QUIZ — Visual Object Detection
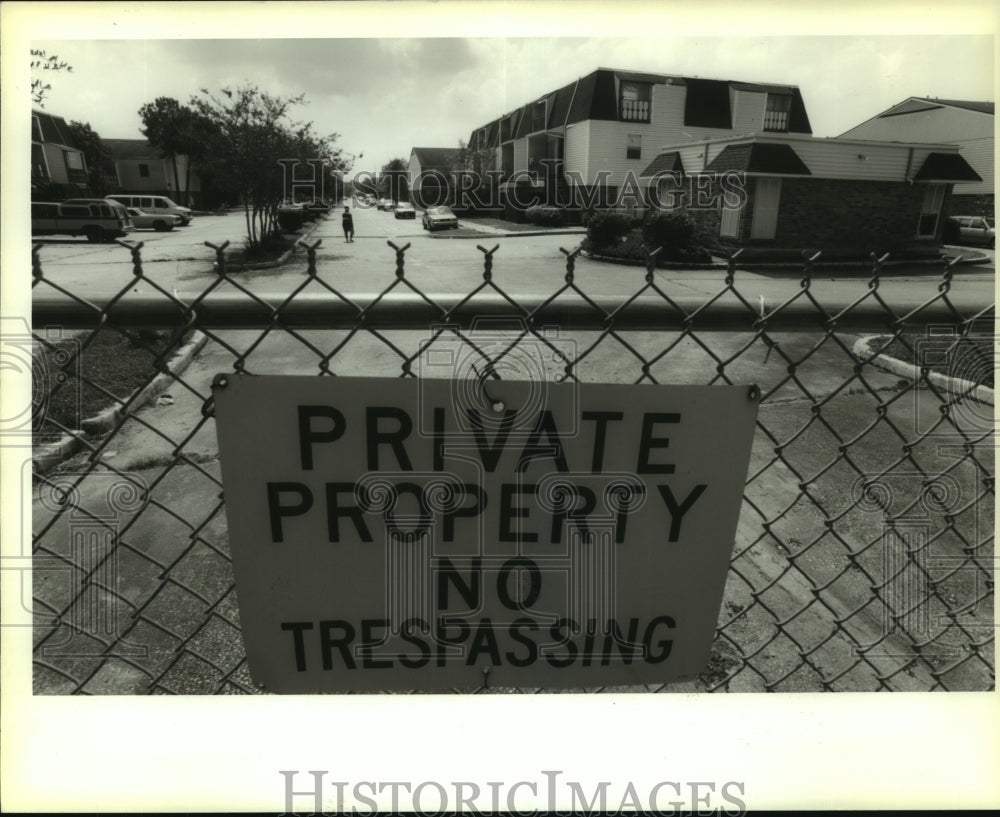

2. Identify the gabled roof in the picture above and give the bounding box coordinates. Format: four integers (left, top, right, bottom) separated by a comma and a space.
639, 151, 685, 177
705, 143, 812, 175
913, 151, 982, 182
411, 147, 460, 169
913, 98, 994, 116
104, 139, 162, 160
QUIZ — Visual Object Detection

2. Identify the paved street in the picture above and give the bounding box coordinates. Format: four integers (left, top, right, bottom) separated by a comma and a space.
33, 207, 995, 312
29, 206, 996, 695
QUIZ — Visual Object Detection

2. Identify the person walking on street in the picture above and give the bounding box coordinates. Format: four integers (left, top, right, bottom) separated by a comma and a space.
342, 206, 355, 243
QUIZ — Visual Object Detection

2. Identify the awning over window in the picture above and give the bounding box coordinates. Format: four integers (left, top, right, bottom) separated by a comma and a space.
913, 152, 982, 182
705, 143, 811, 175
639, 151, 685, 177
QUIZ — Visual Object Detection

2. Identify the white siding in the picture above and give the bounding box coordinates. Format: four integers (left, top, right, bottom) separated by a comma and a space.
582, 120, 655, 186
653, 82, 687, 137
842, 105, 993, 143
732, 90, 766, 133
660, 84, 741, 143
564, 121, 590, 181
841, 104, 993, 194
696, 139, 958, 182
513, 137, 528, 176
779, 140, 913, 180
579, 83, 739, 187
948, 137, 993, 195
672, 144, 711, 174
408, 154, 421, 190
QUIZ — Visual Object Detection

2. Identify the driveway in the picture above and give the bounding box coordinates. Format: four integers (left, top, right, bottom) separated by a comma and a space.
28, 208, 996, 694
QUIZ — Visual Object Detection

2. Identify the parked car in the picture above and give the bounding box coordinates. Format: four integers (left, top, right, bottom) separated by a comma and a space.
422, 205, 459, 231
32, 199, 134, 243
394, 202, 416, 220
105, 194, 193, 226
377, 198, 393, 211
126, 207, 181, 231
943, 215, 995, 248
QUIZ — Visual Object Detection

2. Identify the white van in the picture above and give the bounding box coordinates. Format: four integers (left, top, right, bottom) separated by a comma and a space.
105, 194, 193, 225
32, 199, 134, 243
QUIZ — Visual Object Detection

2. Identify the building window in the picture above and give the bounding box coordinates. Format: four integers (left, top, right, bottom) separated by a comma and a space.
627, 134, 642, 160
917, 184, 945, 238
620, 82, 651, 122
138, 163, 150, 178
63, 150, 88, 184
763, 94, 791, 132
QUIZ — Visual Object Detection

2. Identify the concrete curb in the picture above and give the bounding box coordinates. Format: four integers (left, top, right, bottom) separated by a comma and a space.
32, 431, 88, 474
211, 217, 326, 272
581, 250, 723, 270
582, 249, 986, 271
852, 336, 994, 405
80, 331, 210, 436
32, 331, 210, 473
430, 227, 587, 240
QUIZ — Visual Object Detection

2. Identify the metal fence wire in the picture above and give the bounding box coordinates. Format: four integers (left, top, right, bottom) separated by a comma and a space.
27, 237, 995, 694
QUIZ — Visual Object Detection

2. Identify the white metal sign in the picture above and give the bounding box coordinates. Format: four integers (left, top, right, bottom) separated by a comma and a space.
213, 375, 759, 692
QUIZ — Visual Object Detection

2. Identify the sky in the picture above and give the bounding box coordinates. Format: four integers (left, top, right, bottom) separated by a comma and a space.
25, 32, 996, 174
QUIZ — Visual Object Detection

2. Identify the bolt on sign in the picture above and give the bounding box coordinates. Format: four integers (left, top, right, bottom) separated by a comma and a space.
213, 375, 759, 692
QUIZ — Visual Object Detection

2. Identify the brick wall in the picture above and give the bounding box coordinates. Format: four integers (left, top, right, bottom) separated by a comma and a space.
772, 178, 947, 252
671, 177, 951, 259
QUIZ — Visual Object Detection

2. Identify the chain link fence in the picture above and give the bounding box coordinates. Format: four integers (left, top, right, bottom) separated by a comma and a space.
25, 236, 995, 694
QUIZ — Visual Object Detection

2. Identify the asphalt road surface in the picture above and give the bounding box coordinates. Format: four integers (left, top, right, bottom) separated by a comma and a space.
32, 207, 995, 311
28, 206, 995, 694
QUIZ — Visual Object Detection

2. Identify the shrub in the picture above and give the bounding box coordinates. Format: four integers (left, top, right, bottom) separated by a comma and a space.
587, 211, 635, 247
524, 205, 564, 227
642, 211, 695, 253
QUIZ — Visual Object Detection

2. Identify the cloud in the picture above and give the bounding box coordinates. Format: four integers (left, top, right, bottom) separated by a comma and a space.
28, 34, 994, 171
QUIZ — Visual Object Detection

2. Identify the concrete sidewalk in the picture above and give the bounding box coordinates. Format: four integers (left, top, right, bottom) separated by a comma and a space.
31, 314, 994, 694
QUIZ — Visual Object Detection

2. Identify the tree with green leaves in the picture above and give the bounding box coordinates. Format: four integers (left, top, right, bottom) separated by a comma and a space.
138, 97, 218, 206
30, 49, 72, 108
455, 139, 496, 176
380, 157, 409, 203
189, 84, 345, 250
67, 121, 116, 196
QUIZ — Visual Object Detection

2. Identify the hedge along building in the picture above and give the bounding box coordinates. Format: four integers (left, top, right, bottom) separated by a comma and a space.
464, 67, 813, 219
639, 132, 981, 260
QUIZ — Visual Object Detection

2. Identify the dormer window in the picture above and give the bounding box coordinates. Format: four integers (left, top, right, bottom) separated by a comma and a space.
530, 100, 547, 132
620, 82, 651, 122
764, 94, 791, 132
